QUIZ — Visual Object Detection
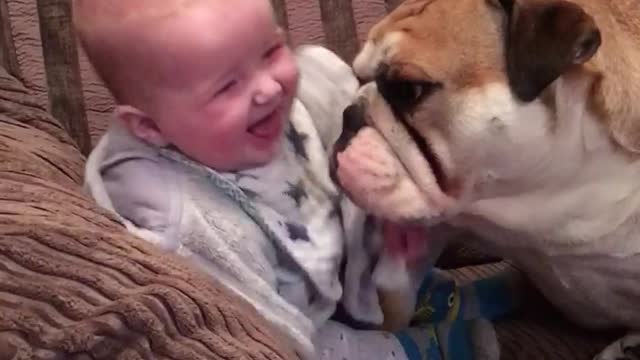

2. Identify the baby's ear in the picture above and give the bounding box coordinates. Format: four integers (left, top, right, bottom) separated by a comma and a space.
115, 105, 169, 147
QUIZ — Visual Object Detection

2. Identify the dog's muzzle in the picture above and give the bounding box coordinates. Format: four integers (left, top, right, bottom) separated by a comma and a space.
329, 100, 368, 186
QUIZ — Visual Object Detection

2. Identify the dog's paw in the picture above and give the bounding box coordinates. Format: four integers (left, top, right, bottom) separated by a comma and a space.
594, 333, 640, 360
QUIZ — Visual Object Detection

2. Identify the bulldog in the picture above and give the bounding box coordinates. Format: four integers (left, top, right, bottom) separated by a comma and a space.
331, 0, 640, 359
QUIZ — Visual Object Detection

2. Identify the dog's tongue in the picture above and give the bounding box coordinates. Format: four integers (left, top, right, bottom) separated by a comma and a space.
382, 221, 429, 264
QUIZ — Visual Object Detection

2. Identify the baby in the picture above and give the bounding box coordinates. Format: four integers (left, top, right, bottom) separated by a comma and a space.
75, 0, 516, 359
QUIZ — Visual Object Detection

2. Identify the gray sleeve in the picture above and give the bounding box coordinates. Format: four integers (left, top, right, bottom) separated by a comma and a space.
102, 158, 182, 251
294, 45, 359, 150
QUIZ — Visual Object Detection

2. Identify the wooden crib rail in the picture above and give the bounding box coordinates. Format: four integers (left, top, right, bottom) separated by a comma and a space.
0, 0, 19, 80
0, 0, 403, 155
38, 0, 91, 155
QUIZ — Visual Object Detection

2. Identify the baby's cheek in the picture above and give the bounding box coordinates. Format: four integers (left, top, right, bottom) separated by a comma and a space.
275, 49, 299, 95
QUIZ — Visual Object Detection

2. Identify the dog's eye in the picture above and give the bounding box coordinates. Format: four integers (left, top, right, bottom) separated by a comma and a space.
410, 82, 425, 99
391, 80, 425, 100
376, 77, 440, 112
379, 79, 426, 102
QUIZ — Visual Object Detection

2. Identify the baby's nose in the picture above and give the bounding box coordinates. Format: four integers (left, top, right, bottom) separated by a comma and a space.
253, 75, 283, 105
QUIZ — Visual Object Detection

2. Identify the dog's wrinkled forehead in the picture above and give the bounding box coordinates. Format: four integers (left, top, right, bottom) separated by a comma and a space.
354, 0, 602, 105
353, 0, 508, 90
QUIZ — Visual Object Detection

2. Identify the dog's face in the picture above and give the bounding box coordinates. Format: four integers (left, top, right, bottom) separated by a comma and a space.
331, 0, 617, 224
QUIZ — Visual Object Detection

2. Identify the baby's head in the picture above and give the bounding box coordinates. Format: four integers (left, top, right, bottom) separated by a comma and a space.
73, 0, 299, 171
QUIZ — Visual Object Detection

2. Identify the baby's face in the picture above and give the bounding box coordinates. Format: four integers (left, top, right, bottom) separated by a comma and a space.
145, 0, 298, 171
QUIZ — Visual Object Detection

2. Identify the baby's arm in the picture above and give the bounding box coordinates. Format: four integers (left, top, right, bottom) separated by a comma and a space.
293, 45, 359, 151
98, 158, 183, 251
94, 157, 317, 357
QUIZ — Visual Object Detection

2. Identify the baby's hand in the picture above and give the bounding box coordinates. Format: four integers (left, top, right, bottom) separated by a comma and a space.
382, 221, 429, 265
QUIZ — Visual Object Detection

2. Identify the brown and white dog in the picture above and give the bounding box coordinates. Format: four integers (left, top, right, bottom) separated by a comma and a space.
331, 0, 640, 358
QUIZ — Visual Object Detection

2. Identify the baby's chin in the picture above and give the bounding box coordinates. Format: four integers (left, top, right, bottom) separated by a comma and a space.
193, 136, 283, 172
239, 130, 286, 170
251, 137, 284, 166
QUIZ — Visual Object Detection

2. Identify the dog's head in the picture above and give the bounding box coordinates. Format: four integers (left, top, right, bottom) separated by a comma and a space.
331, 0, 640, 225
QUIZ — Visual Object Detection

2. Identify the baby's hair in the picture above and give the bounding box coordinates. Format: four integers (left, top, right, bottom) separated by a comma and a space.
72, 0, 200, 26
71, 0, 200, 106
73, 0, 280, 107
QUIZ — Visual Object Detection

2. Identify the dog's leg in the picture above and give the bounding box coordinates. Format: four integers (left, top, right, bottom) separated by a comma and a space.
594, 333, 640, 360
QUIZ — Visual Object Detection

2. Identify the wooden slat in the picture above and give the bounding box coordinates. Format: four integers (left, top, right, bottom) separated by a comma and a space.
271, 0, 290, 33
37, 0, 91, 155
271, 0, 291, 44
0, 0, 21, 80
385, 0, 405, 12
318, 0, 359, 63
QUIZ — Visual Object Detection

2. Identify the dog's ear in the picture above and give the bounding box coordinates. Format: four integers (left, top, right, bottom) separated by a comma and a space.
496, 0, 601, 102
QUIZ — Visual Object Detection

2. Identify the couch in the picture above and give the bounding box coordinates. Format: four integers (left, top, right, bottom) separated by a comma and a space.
0, 0, 623, 358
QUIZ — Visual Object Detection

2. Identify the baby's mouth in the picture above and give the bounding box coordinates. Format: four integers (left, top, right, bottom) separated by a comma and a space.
248, 106, 283, 139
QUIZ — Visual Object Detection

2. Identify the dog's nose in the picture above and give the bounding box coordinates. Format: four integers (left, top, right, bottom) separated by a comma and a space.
342, 102, 367, 134
356, 75, 369, 85
329, 102, 368, 186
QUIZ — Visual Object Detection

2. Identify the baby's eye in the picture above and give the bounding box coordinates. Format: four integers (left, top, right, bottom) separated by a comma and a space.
263, 44, 282, 59
215, 79, 237, 97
